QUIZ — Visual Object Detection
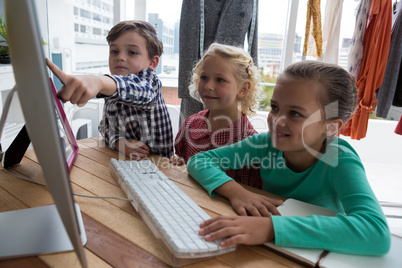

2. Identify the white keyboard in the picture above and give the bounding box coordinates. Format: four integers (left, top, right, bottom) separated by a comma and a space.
110, 158, 236, 264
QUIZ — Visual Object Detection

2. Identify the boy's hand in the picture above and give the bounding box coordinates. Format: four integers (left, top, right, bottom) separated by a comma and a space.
199, 215, 275, 247
169, 155, 185, 165
46, 59, 116, 106
116, 139, 150, 160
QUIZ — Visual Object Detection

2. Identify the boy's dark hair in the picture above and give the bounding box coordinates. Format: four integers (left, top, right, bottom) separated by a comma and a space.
106, 20, 163, 59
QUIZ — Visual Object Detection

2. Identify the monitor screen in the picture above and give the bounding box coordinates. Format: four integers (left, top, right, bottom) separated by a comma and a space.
5, 0, 87, 266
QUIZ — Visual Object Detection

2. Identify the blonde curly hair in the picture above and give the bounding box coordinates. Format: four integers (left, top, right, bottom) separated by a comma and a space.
189, 43, 262, 116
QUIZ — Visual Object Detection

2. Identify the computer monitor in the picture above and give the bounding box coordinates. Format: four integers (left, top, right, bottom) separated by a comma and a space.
1, 0, 87, 266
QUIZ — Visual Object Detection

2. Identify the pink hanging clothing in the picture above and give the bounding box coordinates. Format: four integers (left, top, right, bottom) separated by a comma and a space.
395, 115, 402, 135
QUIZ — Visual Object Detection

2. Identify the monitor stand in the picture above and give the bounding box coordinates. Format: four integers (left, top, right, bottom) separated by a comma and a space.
2, 124, 31, 168
0, 203, 87, 259
0, 87, 31, 168
0, 87, 87, 260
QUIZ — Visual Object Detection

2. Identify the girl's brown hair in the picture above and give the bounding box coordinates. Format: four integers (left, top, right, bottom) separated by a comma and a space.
277, 60, 358, 124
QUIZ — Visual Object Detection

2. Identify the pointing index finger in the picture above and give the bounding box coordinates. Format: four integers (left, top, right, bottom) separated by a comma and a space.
46, 58, 69, 85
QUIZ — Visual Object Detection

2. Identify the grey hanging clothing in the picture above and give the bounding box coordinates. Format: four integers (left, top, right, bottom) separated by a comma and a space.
376, 1, 402, 117
392, 62, 402, 107
178, 0, 259, 124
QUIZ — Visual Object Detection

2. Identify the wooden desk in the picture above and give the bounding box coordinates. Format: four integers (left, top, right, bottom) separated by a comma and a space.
0, 137, 303, 268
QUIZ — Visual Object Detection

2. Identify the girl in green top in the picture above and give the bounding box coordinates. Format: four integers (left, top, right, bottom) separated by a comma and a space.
187, 61, 391, 255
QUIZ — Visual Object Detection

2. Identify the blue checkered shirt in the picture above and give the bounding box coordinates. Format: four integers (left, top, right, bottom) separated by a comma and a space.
98, 69, 174, 158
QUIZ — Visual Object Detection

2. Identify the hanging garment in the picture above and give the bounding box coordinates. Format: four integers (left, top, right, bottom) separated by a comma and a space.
347, 0, 373, 78
178, 0, 259, 125
376, 1, 402, 117
340, 0, 392, 140
303, 0, 323, 58
392, 59, 402, 106
322, 0, 344, 64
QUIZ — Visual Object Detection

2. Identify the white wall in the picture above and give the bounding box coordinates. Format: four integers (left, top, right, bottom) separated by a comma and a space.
339, 120, 402, 203
47, 0, 75, 73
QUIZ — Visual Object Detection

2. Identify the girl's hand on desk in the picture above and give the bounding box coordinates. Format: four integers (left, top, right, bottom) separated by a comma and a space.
230, 190, 283, 216
217, 181, 282, 216
199, 216, 275, 247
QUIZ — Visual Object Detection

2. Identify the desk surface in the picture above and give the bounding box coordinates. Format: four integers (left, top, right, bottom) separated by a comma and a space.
0, 137, 303, 268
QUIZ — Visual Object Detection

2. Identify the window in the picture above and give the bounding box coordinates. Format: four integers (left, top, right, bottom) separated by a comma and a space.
80, 8, 91, 19
92, 0, 102, 8
102, 2, 112, 12
293, 0, 360, 68
102, 16, 111, 24
44, 0, 365, 108
258, 1, 289, 73
93, 13, 101, 22
93, 27, 102, 35
80, 24, 86, 33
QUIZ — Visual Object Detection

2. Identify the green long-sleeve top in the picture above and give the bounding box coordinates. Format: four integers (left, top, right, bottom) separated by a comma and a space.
187, 132, 391, 255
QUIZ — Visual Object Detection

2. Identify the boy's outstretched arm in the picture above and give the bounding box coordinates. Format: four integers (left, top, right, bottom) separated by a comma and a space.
46, 59, 116, 106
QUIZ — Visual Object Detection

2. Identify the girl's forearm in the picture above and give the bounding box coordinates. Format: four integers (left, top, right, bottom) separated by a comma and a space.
214, 180, 248, 200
